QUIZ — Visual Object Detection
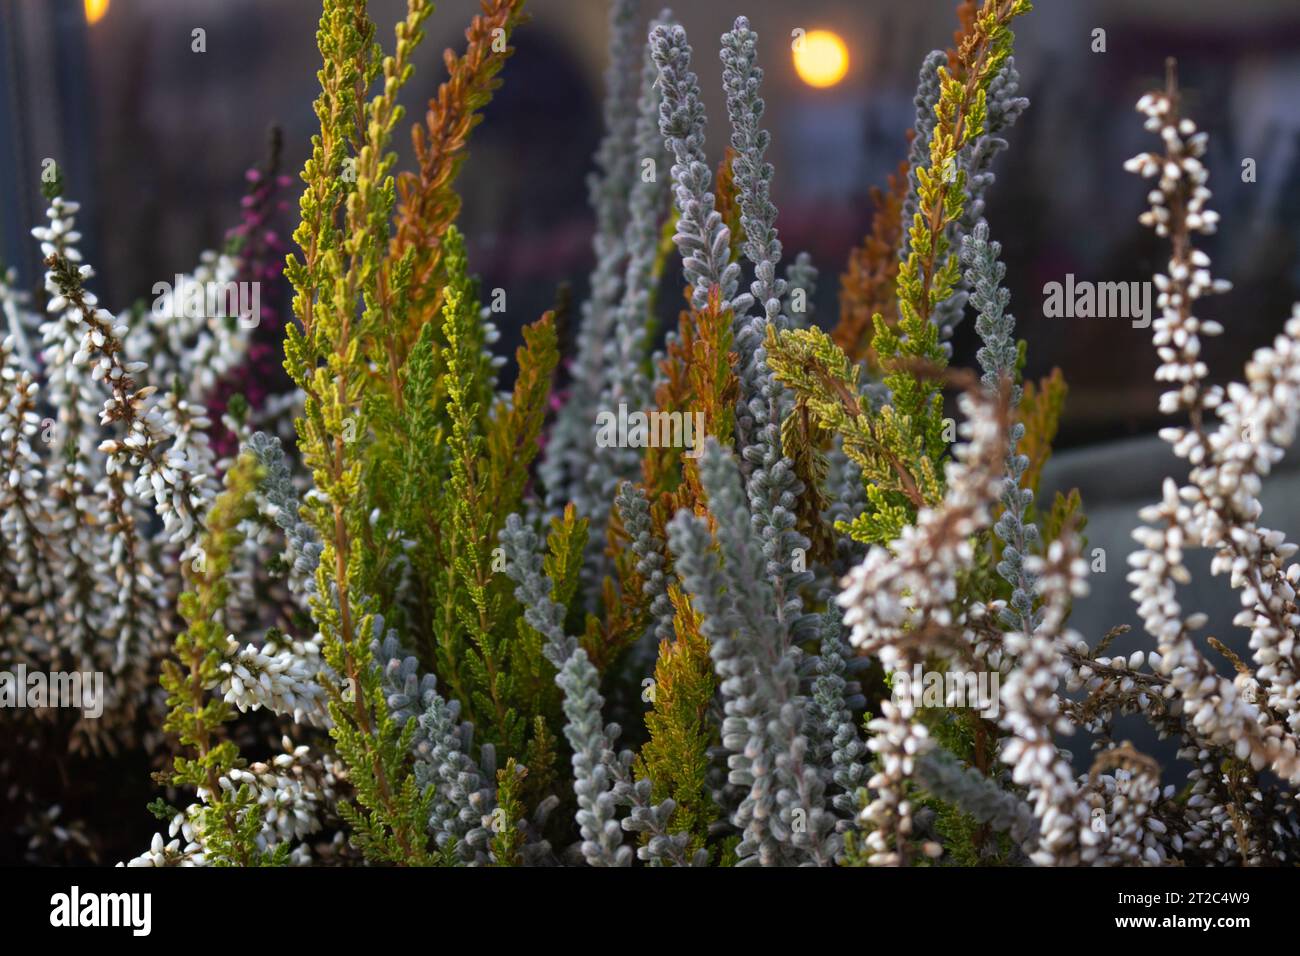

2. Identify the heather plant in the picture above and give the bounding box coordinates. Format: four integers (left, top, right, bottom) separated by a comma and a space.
0, 165, 280, 860
7, 0, 1300, 869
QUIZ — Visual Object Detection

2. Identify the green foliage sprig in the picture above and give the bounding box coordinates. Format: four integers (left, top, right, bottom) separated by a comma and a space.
283, 0, 436, 865
158, 453, 278, 867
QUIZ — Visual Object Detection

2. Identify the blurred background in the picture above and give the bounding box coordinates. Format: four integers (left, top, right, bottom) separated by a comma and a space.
5, 0, 1300, 443
4, 0, 1300, 762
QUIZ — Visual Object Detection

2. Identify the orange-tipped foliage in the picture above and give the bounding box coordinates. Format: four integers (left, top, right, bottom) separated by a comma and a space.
392, 0, 528, 341
836, 0, 987, 367
1018, 366, 1067, 497
948, 0, 980, 77
713, 146, 744, 263
581, 506, 652, 674
644, 286, 738, 517
585, 289, 738, 672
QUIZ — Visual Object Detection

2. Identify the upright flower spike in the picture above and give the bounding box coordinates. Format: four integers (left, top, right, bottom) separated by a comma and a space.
0, 337, 54, 631
542, 0, 643, 514
652, 23, 741, 311
0, 266, 38, 370
30, 191, 117, 673
168, 252, 251, 408
580, 9, 675, 590
961, 221, 1040, 634
391, 0, 528, 348
837, 378, 1012, 864
283, 0, 438, 864
208, 134, 294, 460
669, 439, 837, 866
44, 253, 212, 558
1125, 68, 1300, 785
1002, 536, 1094, 865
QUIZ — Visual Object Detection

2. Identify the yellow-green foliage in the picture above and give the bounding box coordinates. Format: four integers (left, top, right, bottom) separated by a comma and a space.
765, 6, 1033, 549
283, 0, 436, 865
159, 453, 275, 867
763, 323, 942, 545
431, 236, 560, 761
644, 289, 738, 514
1014, 367, 1085, 551
490, 758, 527, 866
544, 504, 589, 634
634, 585, 717, 859
1042, 488, 1087, 550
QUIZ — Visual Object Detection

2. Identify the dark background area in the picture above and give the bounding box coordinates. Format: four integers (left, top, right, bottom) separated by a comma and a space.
4, 0, 1300, 446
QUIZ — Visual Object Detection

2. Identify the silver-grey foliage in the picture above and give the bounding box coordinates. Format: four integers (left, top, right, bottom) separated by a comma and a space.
375, 633, 498, 864
557, 645, 703, 867
498, 513, 577, 669
501, 510, 697, 866
541, 0, 643, 516
721, 17, 785, 331
899, 52, 1028, 345
248, 431, 321, 600
899, 50, 948, 251
915, 747, 1037, 848
669, 439, 837, 865
961, 221, 1040, 634
580, 12, 676, 588
715, 18, 812, 621
651, 23, 741, 311
615, 481, 675, 644
931, 58, 1028, 339
783, 250, 817, 328
807, 608, 870, 824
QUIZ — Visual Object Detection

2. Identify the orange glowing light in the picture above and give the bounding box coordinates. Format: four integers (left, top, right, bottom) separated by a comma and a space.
85, 0, 110, 26
793, 30, 849, 89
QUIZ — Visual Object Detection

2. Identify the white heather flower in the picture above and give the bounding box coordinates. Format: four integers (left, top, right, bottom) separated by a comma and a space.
1126, 86, 1300, 799
1000, 539, 1094, 865
218, 633, 332, 727
837, 383, 1010, 864
840, 387, 1006, 661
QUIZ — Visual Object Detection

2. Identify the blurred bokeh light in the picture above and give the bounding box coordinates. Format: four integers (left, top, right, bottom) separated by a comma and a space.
793, 29, 849, 88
